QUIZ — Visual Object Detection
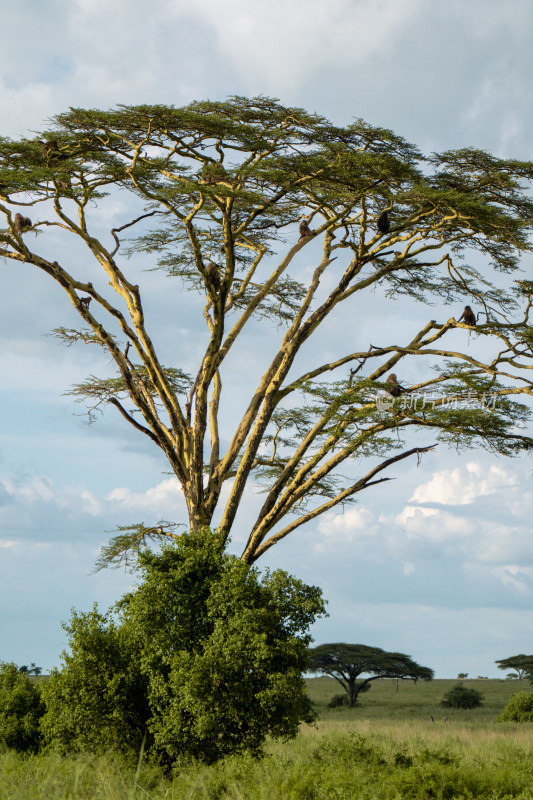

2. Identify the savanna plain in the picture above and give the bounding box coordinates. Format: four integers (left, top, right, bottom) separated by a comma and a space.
2, 677, 533, 799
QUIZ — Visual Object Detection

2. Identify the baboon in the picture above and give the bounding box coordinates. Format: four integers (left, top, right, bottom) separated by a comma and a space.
458, 305, 476, 326
206, 261, 220, 292
377, 210, 390, 234
385, 373, 404, 397
299, 218, 313, 240
13, 213, 32, 233
79, 296, 92, 310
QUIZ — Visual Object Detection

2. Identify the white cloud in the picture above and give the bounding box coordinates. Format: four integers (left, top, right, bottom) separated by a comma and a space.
0, 474, 103, 517
506, 490, 533, 518
409, 462, 516, 506
79, 489, 102, 517
315, 505, 377, 550
0, 81, 56, 138
176, 0, 424, 91
106, 477, 183, 514
2, 475, 56, 505
491, 564, 533, 595
395, 505, 472, 541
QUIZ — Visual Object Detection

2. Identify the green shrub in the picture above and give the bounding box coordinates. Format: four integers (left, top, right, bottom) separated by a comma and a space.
498, 691, 533, 722
39, 607, 150, 756
40, 530, 326, 765
327, 693, 349, 708
440, 684, 483, 709
0, 662, 45, 753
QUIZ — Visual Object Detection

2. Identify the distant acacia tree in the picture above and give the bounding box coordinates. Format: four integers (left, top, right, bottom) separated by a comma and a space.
496, 655, 533, 681
18, 663, 42, 676
1, 97, 533, 566
308, 643, 433, 707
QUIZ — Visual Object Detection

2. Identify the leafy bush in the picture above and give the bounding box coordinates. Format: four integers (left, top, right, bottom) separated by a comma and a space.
498, 691, 533, 722
0, 662, 45, 753
40, 530, 325, 765
39, 607, 149, 756
440, 684, 483, 709
327, 693, 349, 708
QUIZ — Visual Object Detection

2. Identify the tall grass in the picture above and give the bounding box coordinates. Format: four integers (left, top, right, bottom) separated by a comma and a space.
2, 679, 533, 799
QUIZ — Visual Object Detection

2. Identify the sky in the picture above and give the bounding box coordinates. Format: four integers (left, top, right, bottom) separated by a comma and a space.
1, 0, 533, 679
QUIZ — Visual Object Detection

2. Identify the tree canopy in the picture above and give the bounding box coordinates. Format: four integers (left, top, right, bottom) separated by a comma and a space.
1, 96, 533, 565
308, 643, 433, 706
495, 655, 533, 681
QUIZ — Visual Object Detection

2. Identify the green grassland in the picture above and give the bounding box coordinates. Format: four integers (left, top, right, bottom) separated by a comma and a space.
3, 678, 533, 799
307, 675, 525, 723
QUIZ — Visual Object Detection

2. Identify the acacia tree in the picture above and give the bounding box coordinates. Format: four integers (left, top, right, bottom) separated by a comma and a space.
496, 655, 533, 681
309, 643, 433, 706
1, 97, 533, 566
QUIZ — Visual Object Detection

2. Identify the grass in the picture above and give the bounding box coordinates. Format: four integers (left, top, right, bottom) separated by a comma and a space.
2, 679, 533, 799
307, 675, 524, 724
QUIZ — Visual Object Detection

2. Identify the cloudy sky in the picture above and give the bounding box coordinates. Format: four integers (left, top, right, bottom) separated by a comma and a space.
2, 0, 533, 679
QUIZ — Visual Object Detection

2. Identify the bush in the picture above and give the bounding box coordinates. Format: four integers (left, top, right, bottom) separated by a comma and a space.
39, 607, 149, 756
40, 530, 326, 765
327, 693, 349, 708
498, 691, 533, 722
440, 684, 483, 709
0, 662, 45, 753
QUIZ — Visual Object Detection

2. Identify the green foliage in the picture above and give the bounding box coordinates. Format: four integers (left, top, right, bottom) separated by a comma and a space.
122, 529, 325, 764
498, 691, 533, 722
440, 684, 484, 709
40, 530, 326, 765
39, 607, 149, 756
0, 662, 45, 753
327, 693, 349, 708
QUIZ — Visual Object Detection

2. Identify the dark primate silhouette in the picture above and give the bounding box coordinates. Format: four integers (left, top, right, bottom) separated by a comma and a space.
79, 296, 92, 310
299, 218, 313, 240
377, 210, 390, 233
458, 305, 476, 326
206, 261, 221, 292
385, 373, 404, 397
14, 213, 32, 233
